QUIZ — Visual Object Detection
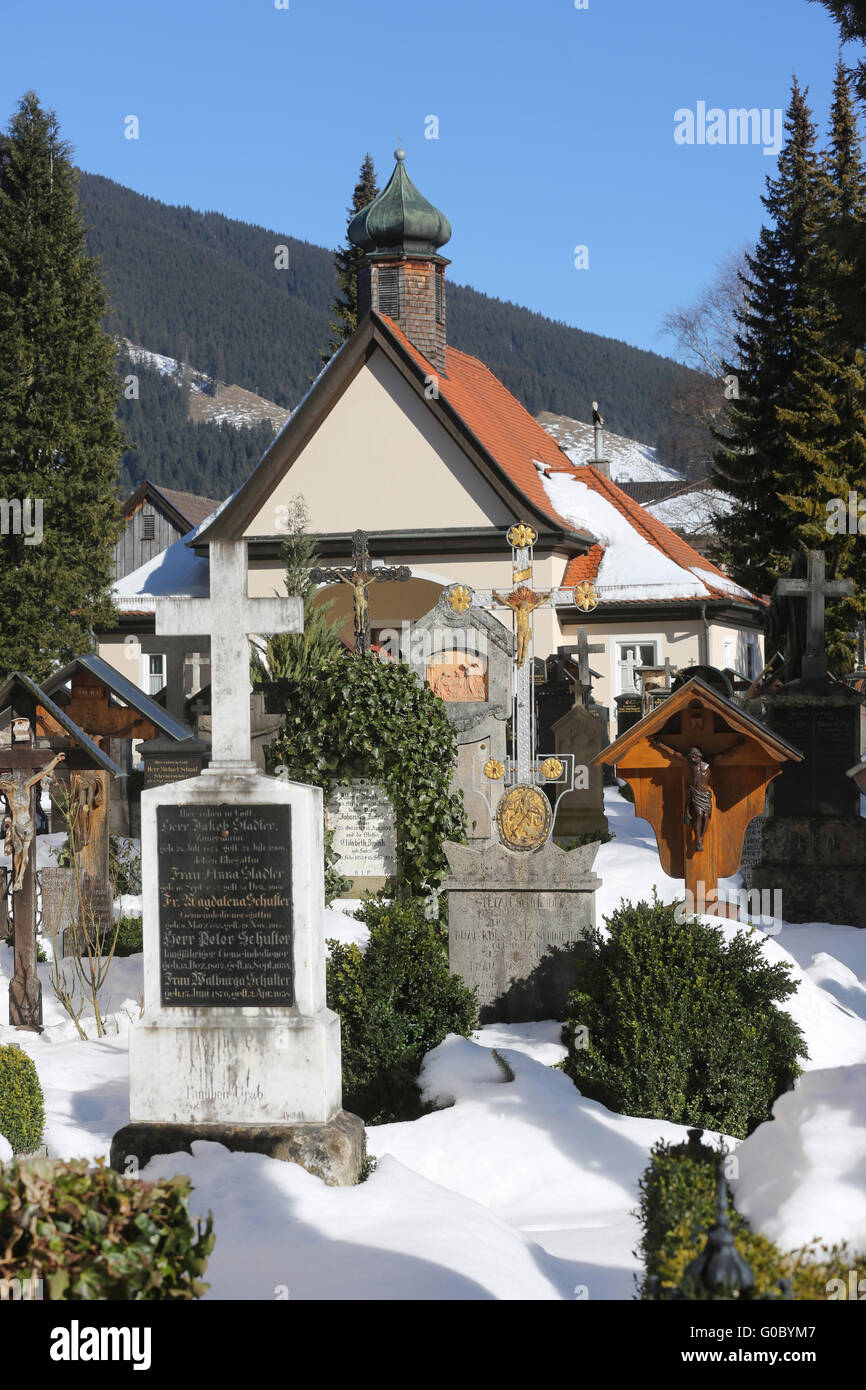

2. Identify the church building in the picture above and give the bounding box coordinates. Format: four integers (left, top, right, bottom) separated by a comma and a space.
100, 150, 765, 728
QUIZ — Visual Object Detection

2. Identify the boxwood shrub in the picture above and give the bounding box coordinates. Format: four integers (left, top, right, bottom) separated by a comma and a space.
113, 914, 143, 957
327, 897, 476, 1124
637, 1135, 863, 1300
0, 1044, 45, 1155
0, 1157, 214, 1299
563, 896, 807, 1137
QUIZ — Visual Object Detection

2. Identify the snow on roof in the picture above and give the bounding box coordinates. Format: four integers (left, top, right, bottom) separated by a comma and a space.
537, 411, 683, 483
646, 488, 732, 535
544, 471, 753, 603
112, 532, 210, 610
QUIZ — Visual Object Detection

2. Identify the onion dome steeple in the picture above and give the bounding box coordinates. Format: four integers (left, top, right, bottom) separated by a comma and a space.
348, 148, 451, 259
350, 149, 451, 375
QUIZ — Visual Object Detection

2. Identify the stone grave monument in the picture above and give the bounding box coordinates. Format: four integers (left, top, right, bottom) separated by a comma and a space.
110, 538, 364, 1184
325, 779, 397, 896
748, 551, 866, 927
139, 734, 210, 791
406, 587, 513, 844
550, 629, 609, 840
441, 523, 601, 1023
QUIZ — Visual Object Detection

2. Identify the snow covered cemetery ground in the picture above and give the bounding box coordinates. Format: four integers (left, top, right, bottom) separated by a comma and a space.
3, 789, 866, 1301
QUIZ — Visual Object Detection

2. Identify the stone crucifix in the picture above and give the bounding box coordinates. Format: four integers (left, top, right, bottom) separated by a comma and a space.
572, 627, 605, 706
310, 529, 411, 655
444, 522, 598, 784
153, 540, 302, 769
775, 550, 854, 684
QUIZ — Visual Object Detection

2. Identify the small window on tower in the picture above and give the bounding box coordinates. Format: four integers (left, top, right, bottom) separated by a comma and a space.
377, 267, 400, 318
435, 267, 444, 324
142, 512, 155, 540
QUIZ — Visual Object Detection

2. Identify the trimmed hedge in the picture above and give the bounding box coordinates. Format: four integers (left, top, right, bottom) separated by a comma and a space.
0, 1044, 45, 1155
564, 896, 807, 1137
637, 1136, 863, 1300
327, 897, 476, 1124
113, 914, 143, 957
0, 1157, 214, 1299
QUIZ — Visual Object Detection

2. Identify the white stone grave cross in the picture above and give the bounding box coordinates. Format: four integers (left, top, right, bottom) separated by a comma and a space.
154, 539, 302, 769
443, 522, 598, 783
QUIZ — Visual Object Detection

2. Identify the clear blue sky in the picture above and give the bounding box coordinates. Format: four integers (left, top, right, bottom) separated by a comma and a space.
2, 0, 856, 360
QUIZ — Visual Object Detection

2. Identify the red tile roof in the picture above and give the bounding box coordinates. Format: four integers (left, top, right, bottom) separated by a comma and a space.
377, 313, 760, 609
377, 315, 588, 536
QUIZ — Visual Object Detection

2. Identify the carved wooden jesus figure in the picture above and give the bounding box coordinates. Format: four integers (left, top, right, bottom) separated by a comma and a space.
0, 753, 65, 891
650, 737, 744, 851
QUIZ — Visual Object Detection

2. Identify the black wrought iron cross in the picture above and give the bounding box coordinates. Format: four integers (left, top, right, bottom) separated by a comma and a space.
310, 530, 411, 655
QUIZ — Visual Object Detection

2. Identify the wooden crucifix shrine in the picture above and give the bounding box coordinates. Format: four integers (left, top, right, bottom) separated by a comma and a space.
310, 529, 411, 655
0, 672, 122, 1027
593, 677, 803, 917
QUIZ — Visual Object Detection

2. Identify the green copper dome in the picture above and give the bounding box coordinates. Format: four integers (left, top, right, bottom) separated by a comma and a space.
348, 150, 451, 258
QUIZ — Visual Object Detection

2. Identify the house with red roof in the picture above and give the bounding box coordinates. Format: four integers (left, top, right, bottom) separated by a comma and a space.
99, 150, 765, 731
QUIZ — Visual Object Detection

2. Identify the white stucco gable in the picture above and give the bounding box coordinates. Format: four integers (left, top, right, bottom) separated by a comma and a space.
242, 349, 514, 538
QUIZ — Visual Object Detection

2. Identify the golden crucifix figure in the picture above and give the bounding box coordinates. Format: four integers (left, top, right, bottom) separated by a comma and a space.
0, 752, 65, 892
491, 586, 553, 668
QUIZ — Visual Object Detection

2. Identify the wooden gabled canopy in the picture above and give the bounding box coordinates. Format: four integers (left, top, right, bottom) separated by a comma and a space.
593, 677, 803, 895
42, 654, 195, 745
596, 677, 803, 769
0, 672, 124, 777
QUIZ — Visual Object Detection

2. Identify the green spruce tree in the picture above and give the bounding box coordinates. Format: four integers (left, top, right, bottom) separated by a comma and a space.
711, 81, 824, 596
775, 61, 866, 673
317, 154, 379, 366
0, 93, 125, 679
810, 2, 866, 101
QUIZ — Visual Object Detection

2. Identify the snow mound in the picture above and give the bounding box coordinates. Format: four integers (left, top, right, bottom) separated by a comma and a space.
141, 1142, 572, 1300
735, 1065, 866, 1252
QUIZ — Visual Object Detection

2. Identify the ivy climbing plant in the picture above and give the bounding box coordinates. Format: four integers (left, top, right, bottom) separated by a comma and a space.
265, 656, 466, 897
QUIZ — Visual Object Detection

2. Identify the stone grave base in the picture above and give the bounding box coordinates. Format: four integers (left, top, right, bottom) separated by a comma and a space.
749, 816, 866, 929
110, 1110, 366, 1186
444, 839, 601, 1024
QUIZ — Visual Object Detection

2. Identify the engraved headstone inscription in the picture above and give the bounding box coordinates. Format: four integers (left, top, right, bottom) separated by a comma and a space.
158, 803, 293, 1007
325, 779, 397, 896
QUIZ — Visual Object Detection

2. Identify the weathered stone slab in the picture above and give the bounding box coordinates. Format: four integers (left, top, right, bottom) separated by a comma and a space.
140, 735, 209, 791
444, 839, 601, 1023
763, 685, 860, 818
326, 778, 397, 896
40, 866, 77, 956
111, 1110, 366, 1186
750, 816, 866, 928
552, 702, 608, 839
